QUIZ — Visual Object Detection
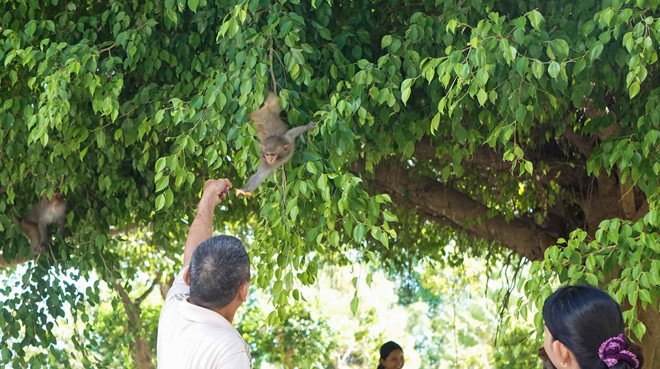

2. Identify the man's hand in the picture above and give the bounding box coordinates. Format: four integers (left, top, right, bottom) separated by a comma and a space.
182, 178, 232, 268
201, 178, 232, 208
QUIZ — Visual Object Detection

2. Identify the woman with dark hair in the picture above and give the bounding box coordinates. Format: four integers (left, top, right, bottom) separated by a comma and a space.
377, 341, 404, 369
542, 285, 644, 369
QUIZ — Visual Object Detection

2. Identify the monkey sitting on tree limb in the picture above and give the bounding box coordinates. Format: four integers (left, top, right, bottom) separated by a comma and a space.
235, 92, 317, 197
12, 191, 67, 255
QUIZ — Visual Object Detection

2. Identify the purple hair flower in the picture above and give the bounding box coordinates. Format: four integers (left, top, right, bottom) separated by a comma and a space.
598, 334, 640, 368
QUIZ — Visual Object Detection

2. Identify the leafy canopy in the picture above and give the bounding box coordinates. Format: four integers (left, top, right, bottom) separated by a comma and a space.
1, 0, 660, 366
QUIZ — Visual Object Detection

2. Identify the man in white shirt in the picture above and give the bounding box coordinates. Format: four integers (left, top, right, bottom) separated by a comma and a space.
157, 178, 252, 369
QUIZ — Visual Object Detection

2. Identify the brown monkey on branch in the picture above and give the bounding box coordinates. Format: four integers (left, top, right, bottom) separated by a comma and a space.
12, 191, 67, 254
235, 92, 316, 197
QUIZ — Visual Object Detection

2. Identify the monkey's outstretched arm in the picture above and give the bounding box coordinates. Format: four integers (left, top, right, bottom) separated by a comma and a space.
242, 160, 277, 193
284, 121, 316, 142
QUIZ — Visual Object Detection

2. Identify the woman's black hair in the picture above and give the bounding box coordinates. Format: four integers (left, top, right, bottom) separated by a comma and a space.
377, 341, 403, 369
543, 285, 644, 369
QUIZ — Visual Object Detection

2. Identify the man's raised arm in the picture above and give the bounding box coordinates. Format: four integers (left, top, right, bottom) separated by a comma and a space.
182, 178, 232, 268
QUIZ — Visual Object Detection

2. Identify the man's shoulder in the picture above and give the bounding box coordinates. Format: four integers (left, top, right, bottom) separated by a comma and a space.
157, 312, 251, 369
192, 325, 251, 368
200, 322, 246, 346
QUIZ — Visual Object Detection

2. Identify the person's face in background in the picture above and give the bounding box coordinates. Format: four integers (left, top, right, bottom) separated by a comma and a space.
381, 349, 405, 369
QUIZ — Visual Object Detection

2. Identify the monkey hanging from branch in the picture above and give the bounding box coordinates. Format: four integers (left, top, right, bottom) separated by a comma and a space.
12, 190, 68, 255
235, 92, 316, 197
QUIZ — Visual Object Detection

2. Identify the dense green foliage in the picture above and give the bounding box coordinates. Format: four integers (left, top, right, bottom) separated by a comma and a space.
2, 0, 660, 367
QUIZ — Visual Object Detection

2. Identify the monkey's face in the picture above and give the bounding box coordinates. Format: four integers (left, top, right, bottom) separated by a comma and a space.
261, 138, 290, 165
264, 153, 278, 165
262, 146, 290, 165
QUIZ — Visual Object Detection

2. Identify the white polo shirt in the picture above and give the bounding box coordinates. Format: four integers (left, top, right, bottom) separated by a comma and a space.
156, 268, 252, 369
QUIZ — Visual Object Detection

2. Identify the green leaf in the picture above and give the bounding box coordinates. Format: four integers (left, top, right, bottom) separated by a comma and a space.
454, 124, 467, 143
553, 39, 569, 60
155, 194, 165, 211
506, 46, 517, 63
476, 69, 489, 86
155, 157, 167, 172
639, 289, 652, 304
156, 175, 169, 192
532, 61, 544, 79
527, 10, 543, 30
353, 224, 366, 243
447, 19, 458, 33
631, 321, 646, 341
477, 88, 488, 106
96, 131, 106, 148
548, 61, 560, 78
165, 188, 174, 207
25, 21, 37, 37
155, 109, 165, 124
381, 35, 392, 48
515, 105, 527, 123
350, 295, 359, 315
573, 59, 586, 75
383, 211, 398, 222
582, 20, 595, 36
588, 42, 603, 61
601, 8, 614, 27
629, 81, 640, 98
489, 90, 498, 104
401, 78, 413, 105
319, 28, 331, 40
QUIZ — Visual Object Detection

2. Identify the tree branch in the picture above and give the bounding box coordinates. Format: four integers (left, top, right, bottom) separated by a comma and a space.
159, 275, 174, 299
562, 125, 593, 157
135, 272, 162, 305
362, 162, 563, 260
114, 281, 141, 325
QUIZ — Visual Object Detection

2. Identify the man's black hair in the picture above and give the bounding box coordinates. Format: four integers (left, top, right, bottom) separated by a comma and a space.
188, 235, 250, 310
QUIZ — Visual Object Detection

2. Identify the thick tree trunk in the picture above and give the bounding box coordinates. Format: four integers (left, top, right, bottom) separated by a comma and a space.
638, 308, 660, 369
133, 337, 156, 369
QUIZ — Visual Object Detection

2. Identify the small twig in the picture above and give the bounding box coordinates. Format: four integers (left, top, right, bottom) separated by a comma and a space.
135, 271, 163, 305
281, 166, 287, 201
48, 243, 58, 262
99, 43, 116, 54
269, 47, 277, 94
273, 47, 287, 88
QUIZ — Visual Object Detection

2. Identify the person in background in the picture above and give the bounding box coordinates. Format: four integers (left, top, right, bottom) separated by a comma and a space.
542, 285, 644, 369
377, 341, 405, 369
157, 179, 253, 369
